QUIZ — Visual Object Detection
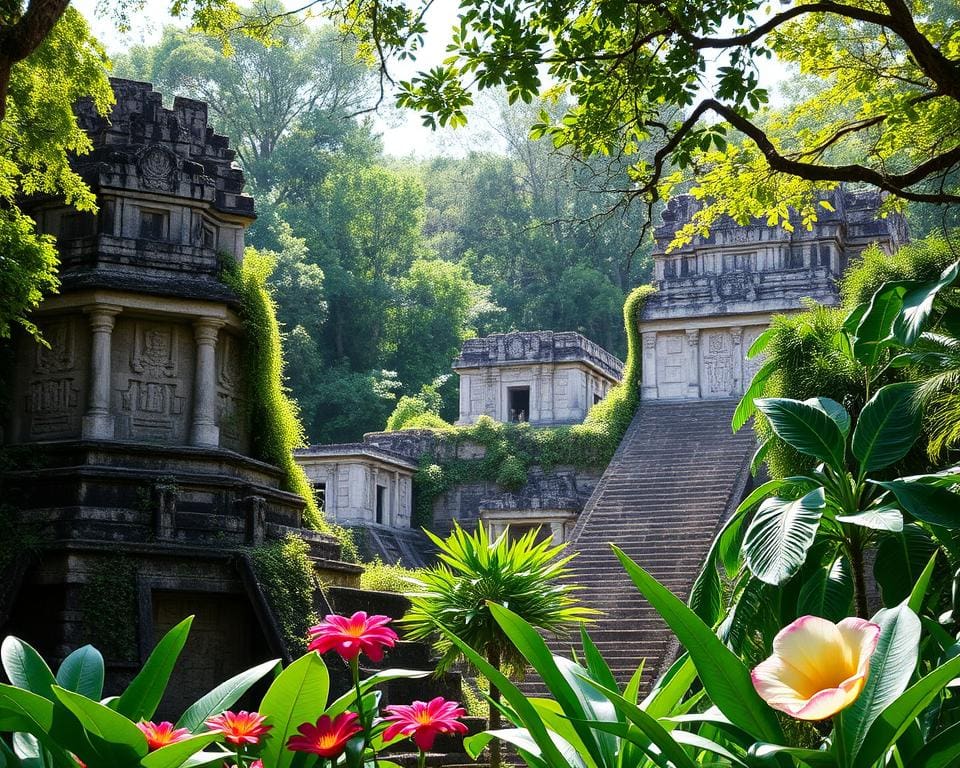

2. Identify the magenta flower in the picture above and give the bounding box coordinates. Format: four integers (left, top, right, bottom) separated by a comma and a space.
383, 698, 468, 751
205, 710, 272, 746
136, 721, 191, 751
287, 712, 363, 757
307, 612, 397, 662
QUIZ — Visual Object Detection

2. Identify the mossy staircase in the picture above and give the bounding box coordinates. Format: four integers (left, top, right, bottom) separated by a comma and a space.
522, 399, 756, 694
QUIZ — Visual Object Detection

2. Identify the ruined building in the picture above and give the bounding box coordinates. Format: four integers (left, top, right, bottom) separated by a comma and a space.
0, 80, 358, 712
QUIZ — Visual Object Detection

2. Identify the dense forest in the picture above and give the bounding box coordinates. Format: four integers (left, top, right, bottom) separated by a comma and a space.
113, 20, 652, 444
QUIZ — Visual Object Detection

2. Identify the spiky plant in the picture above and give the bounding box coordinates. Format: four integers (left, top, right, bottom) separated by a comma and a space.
401, 523, 593, 768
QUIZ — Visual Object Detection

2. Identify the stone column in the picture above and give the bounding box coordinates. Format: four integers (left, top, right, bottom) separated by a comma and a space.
685, 329, 701, 399
392, 470, 400, 527
82, 304, 122, 439
731, 326, 744, 396
190, 318, 225, 446
641, 331, 658, 400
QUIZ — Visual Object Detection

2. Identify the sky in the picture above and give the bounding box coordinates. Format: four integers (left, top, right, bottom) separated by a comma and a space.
70, 0, 792, 159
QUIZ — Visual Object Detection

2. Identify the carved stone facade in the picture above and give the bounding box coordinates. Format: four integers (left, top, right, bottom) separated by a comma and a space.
1, 80, 353, 708
453, 331, 624, 425
295, 445, 416, 528
639, 190, 907, 400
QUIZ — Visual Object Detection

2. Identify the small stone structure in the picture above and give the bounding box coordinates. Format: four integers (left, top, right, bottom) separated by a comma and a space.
452, 331, 623, 425
295, 444, 416, 528
639, 190, 907, 400
1, 79, 356, 712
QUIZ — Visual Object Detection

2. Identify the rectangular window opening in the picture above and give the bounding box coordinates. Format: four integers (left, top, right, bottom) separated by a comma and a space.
508, 387, 530, 423
139, 209, 168, 240
313, 482, 326, 512
375, 485, 386, 525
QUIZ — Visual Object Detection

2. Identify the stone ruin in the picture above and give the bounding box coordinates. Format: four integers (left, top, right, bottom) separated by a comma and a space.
639, 189, 907, 399
0, 79, 359, 714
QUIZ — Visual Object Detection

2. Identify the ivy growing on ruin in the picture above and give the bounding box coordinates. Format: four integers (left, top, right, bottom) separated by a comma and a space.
410, 285, 655, 527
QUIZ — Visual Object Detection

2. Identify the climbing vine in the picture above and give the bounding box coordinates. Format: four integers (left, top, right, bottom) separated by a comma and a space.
79, 556, 138, 661
249, 534, 320, 656
410, 285, 655, 527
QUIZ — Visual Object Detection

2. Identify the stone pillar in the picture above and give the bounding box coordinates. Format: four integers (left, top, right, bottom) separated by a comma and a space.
641, 331, 658, 400
190, 318, 225, 446
685, 329, 701, 399
392, 470, 400, 527
81, 304, 122, 439
731, 326, 744, 396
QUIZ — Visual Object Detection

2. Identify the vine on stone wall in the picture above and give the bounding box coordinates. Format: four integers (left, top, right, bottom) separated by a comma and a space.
410, 285, 656, 528
249, 534, 320, 656
80, 556, 138, 661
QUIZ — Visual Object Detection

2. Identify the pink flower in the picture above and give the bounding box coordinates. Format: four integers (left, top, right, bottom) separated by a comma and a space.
205, 710, 272, 746
383, 698, 468, 751
287, 712, 362, 757
136, 720, 191, 751
307, 612, 397, 662
752, 615, 881, 720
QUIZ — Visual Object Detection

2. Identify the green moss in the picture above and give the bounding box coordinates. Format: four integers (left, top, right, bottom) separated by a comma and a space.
249, 534, 320, 655
409, 285, 655, 528
80, 557, 138, 661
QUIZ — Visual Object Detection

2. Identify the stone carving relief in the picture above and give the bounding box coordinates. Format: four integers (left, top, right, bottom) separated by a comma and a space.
25, 319, 81, 438
702, 331, 735, 397
118, 322, 186, 441
138, 144, 178, 192
655, 333, 687, 398
216, 334, 246, 448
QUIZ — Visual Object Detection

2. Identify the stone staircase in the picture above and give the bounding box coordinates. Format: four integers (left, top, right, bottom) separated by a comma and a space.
356, 526, 438, 569
523, 399, 756, 694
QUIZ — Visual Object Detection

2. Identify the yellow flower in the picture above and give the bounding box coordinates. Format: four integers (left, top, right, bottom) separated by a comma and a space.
751, 615, 881, 721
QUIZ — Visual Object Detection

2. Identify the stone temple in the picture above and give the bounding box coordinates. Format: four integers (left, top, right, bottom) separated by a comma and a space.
0, 80, 357, 711
453, 331, 623, 425
639, 190, 907, 400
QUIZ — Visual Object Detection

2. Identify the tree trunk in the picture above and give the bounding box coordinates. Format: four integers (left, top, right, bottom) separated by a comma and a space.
849, 539, 869, 619
486, 647, 501, 768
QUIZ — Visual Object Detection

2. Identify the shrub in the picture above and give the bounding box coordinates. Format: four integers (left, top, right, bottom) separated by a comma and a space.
359, 557, 424, 593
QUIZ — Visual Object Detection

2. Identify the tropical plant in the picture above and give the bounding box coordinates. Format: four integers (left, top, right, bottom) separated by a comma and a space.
0, 612, 461, 768
401, 523, 594, 768
441, 547, 960, 768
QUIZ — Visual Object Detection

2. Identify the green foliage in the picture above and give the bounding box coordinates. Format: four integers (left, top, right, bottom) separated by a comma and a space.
222, 249, 323, 531
358, 557, 424, 593
0, 8, 113, 338
402, 523, 593, 677
250, 535, 321, 656
79, 557, 138, 662
410, 284, 654, 527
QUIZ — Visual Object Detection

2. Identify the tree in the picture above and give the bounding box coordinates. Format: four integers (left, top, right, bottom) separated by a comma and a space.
313, 0, 959, 234
0, 6, 112, 337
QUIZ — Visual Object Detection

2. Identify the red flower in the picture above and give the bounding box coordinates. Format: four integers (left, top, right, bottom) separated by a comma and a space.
205, 710, 272, 746
383, 698, 468, 751
287, 712, 362, 757
136, 720, 192, 751
307, 612, 397, 662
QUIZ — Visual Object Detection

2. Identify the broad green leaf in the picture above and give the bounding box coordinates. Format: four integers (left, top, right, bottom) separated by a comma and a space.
52, 685, 148, 766
116, 616, 193, 722
747, 327, 776, 358
854, 281, 912, 365
671, 730, 749, 767
175, 658, 278, 733
258, 652, 330, 768
0, 687, 74, 768
572, 681, 697, 768
1, 638, 56, 700
528, 699, 597, 767
325, 668, 430, 716
732, 357, 777, 432
612, 547, 784, 743
642, 654, 696, 719
688, 540, 722, 625
743, 488, 826, 585
56, 646, 105, 701
836, 507, 903, 532
750, 438, 772, 476
841, 604, 921, 762
853, 653, 960, 768
871, 479, 960, 528
908, 720, 960, 768
843, 302, 870, 334
875, 525, 938, 606
908, 552, 938, 614
579, 627, 618, 695
797, 556, 853, 622
140, 733, 221, 768
852, 382, 922, 474
465, 728, 579, 768
755, 398, 846, 472
807, 397, 851, 438
893, 260, 960, 346
750, 742, 836, 767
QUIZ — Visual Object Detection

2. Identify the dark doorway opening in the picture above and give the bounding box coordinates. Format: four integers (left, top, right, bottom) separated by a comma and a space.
376, 485, 386, 524
508, 387, 530, 423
